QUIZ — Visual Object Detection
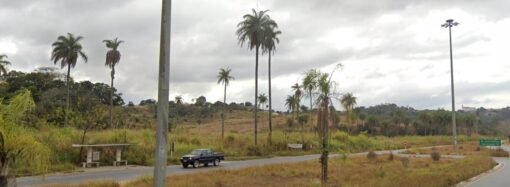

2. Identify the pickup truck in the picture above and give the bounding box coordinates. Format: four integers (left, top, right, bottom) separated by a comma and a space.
180, 149, 224, 168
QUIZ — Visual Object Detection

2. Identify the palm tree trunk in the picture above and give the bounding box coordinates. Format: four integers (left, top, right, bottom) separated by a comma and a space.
222, 83, 226, 141
268, 50, 272, 144
65, 64, 71, 127
309, 90, 313, 111
254, 46, 259, 145
110, 66, 115, 128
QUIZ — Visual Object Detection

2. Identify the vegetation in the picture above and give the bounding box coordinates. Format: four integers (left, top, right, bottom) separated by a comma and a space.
62, 153, 496, 187
0, 54, 10, 77
50, 33, 88, 127
0, 90, 50, 186
216, 67, 234, 140
236, 8, 278, 145
103, 37, 124, 128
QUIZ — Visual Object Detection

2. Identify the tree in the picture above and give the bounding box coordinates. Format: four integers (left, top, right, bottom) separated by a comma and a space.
103, 37, 124, 128
315, 64, 342, 185
340, 93, 357, 125
302, 69, 319, 111
50, 33, 88, 127
262, 24, 281, 144
217, 67, 234, 140
285, 95, 299, 123
0, 89, 50, 186
291, 83, 303, 118
0, 55, 11, 77
236, 8, 277, 145
258, 93, 268, 110
195, 96, 207, 107
175, 96, 183, 105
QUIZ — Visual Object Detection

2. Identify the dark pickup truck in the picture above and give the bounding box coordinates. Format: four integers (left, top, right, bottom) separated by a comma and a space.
180, 149, 224, 168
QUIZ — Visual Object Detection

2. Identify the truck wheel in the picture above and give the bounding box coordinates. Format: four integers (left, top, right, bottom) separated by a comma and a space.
204, 162, 209, 167
193, 160, 199, 168
213, 158, 220, 166
182, 164, 188, 168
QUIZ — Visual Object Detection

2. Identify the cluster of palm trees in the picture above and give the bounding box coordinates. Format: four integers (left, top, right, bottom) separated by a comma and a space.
50, 33, 123, 127
236, 8, 281, 145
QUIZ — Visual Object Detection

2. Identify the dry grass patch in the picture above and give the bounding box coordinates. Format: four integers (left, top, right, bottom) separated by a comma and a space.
121, 155, 495, 187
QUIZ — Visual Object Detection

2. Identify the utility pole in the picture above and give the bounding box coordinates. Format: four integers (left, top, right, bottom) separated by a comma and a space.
441, 19, 459, 150
154, 0, 171, 186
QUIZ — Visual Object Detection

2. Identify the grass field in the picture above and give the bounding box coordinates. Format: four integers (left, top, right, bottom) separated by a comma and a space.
51, 150, 496, 187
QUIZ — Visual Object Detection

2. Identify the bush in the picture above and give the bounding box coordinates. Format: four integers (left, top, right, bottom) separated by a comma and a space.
475, 146, 481, 151
388, 152, 394, 161
489, 148, 509, 157
400, 157, 410, 168
431, 151, 441, 161
367, 151, 377, 161
246, 145, 263, 156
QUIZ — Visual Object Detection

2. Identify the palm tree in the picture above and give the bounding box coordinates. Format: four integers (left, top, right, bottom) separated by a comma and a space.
51, 33, 88, 127
236, 8, 277, 145
103, 38, 124, 128
315, 64, 342, 184
303, 69, 319, 111
291, 83, 302, 116
340, 93, 357, 125
258, 93, 268, 110
285, 95, 299, 122
0, 54, 11, 77
175, 96, 183, 105
217, 67, 234, 140
262, 23, 281, 144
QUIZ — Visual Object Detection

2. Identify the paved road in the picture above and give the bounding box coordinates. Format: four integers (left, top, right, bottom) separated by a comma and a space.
464, 145, 510, 187
18, 149, 408, 186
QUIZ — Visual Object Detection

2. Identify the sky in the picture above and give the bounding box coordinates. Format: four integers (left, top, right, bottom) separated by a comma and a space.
1, 0, 510, 111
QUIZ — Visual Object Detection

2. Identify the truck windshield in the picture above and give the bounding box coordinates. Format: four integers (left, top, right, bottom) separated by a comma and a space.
190, 150, 203, 155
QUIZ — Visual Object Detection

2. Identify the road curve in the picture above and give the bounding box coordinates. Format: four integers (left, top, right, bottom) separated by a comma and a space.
463, 146, 510, 187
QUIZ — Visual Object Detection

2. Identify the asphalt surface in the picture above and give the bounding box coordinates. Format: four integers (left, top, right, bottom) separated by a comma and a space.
18, 149, 404, 186
464, 145, 510, 187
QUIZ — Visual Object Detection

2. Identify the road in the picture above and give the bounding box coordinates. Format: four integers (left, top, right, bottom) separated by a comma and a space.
18, 149, 405, 186
464, 145, 510, 187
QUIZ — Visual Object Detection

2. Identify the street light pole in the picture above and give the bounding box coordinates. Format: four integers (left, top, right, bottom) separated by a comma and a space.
154, 0, 171, 186
442, 19, 459, 150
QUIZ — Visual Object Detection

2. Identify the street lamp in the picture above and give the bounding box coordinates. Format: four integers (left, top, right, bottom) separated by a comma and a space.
441, 19, 459, 150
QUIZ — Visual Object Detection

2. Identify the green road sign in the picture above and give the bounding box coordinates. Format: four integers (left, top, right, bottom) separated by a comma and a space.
479, 139, 501, 146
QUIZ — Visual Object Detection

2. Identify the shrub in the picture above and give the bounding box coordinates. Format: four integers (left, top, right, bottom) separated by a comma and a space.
246, 145, 263, 156
475, 146, 481, 151
431, 151, 441, 161
489, 148, 509, 157
367, 151, 377, 161
388, 152, 394, 161
400, 157, 410, 168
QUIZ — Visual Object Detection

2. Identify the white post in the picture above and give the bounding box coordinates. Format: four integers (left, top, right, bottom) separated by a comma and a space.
116, 148, 122, 162
86, 148, 92, 167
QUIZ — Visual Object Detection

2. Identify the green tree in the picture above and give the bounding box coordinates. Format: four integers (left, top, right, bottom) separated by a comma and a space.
236, 8, 277, 145
217, 67, 234, 140
285, 95, 299, 124
50, 33, 88, 127
0, 89, 50, 186
0, 54, 11, 77
302, 69, 319, 111
340, 93, 357, 125
291, 83, 303, 118
258, 93, 268, 110
103, 37, 124, 128
262, 25, 281, 144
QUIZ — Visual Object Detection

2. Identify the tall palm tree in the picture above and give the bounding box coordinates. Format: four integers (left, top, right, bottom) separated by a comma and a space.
303, 69, 319, 111
258, 93, 267, 110
217, 67, 234, 140
103, 38, 124, 128
236, 8, 277, 145
0, 54, 11, 77
291, 83, 303, 117
340, 93, 357, 125
51, 33, 88, 127
262, 24, 281, 144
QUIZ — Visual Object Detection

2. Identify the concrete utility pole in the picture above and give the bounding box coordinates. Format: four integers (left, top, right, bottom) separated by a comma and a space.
154, 0, 171, 186
441, 19, 459, 150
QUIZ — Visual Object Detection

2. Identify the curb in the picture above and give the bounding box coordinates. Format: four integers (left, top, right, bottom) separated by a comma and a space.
455, 161, 503, 187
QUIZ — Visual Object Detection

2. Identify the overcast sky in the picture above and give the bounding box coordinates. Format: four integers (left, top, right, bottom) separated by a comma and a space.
1, 0, 510, 111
